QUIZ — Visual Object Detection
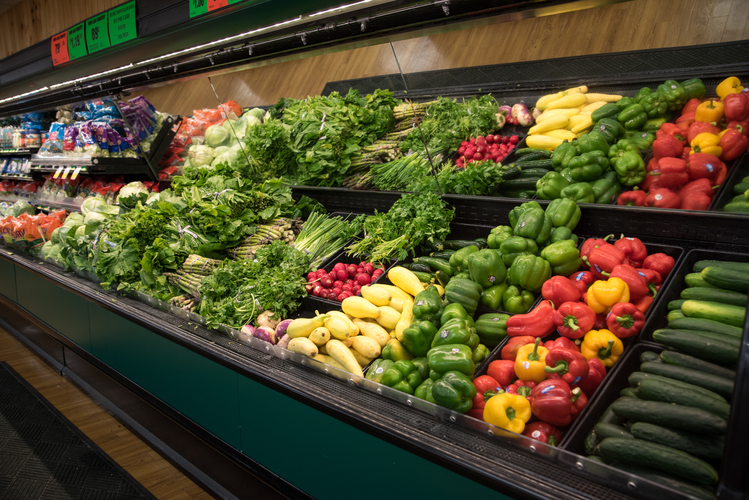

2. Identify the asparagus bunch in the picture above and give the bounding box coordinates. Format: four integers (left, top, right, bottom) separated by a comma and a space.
343, 172, 374, 190
393, 101, 434, 121
240, 219, 293, 247
164, 271, 203, 298
183, 255, 222, 276
230, 244, 264, 260
170, 294, 200, 312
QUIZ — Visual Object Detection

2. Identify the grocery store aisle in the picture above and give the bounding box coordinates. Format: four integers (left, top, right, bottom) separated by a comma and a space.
0, 326, 213, 500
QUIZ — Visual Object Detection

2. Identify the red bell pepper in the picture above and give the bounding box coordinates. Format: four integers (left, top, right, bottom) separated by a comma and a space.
680, 146, 691, 162
679, 178, 715, 200
640, 159, 662, 192
646, 188, 681, 209
608, 264, 649, 300
593, 312, 608, 330
573, 357, 606, 397
606, 302, 645, 338
586, 242, 626, 277
523, 421, 563, 446
688, 122, 721, 143
553, 302, 596, 340
545, 336, 579, 353
613, 236, 648, 268
675, 112, 696, 129
567, 270, 596, 295
727, 120, 749, 137
487, 360, 517, 387
719, 128, 749, 161
468, 375, 503, 420
633, 294, 654, 313
656, 123, 688, 146
687, 153, 725, 185
654, 157, 689, 188
681, 98, 702, 116
545, 348, 590, 386
541, 275, 581, 309
724, 92, 749, 121
507, 301, 556, 338
507, 379, 536, 401
642, 252, 675, 279
580, 236, 614, 268
570, 386, 588, 422
501, 336, 537, 361
680, 192, 712, 210
653, 134, 684, 160
636, 267, 662, 292
530, 379, 582, 427
617, 189, 647, 207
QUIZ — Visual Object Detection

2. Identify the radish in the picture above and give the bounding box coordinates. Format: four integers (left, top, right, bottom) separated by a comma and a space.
316, 269, 328, 278
333, 262, 346, 271
305, 284, 314, 293
486, 135, 495, 143
336, 269, 348, 281
307, 272, 317, 282
347, 264, 358, 278
461, 140, 470, 147
342, 282, 354, 292
320, 289, 330, 299
312, 285, 323, 296
328, 292, 339, 302
458, 147, 466, 154
364, 263, 374, 275
333, 280, 344, 289
352, 284, 362, 295
320, 275, 334, 288
510, 135, 520, 144
473, 153, 482, 160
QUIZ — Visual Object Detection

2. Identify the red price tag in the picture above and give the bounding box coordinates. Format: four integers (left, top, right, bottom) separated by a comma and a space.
51, 31, 70, 66
207, 0, 229, 11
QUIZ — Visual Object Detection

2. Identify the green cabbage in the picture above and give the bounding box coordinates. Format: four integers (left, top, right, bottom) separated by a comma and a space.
80, 196, 107, 216
205, 123, 231, 148
188, 145, 215, 166
117, 181, 150, 210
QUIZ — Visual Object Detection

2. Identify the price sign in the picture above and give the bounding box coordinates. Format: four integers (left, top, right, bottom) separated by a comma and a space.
51, 32, 70, 66
189, 0, 208, 17
108, 1, 137, 46
71, 167, 82, 180
207, 0, 229, 10
86, 13, 110, 53
67, 23, 87, 60
61, 167, 72, 179
53, 167, 63, 179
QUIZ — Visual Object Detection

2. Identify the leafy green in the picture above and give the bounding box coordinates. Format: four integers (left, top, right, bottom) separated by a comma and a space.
412, 160, 507, 196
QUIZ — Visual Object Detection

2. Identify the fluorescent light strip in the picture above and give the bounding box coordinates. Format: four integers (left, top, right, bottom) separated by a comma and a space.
307, 0, 372, 17
0, 86, 50, 104
49, 63, 135, 89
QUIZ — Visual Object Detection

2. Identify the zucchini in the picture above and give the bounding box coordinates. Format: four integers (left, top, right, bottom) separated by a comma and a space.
474, 238, 488, 247
612, 462, 717, 500
629, 422, 724, 462
513, 158, 553, 169
412, 271, 434, 283
635, 378, 731, 419
610, 398, 727, 436
402, 262, 432, 273
499, 164, 522, 180
429, 250, 455, 260
652, 329, 741, 366
515, 148, 551, 158
584, 430, 599, 455
435, 270, 450, 288
680, 300, 746, 328
598, 402, 626, 426
441, 240, 481, 250
620, 387, 639, 398
513, 151, 547, 162
414, 256, 453, 276
501, 177, 544, 191
684, 273, 715, 288
594, 422, 633, 440
640, 361, 735, 400
682, 284, 748, 306
702, 266, 749, 293
640, 351, 661, 363
693, 259, 749, 273
666, 309, 685, 322
596, 437, 719, 486
667, 317, 743, 339
518, 167, 553, 178
628, 372, 727, 402
660, 351, 737, 380
667, 299, 686, 310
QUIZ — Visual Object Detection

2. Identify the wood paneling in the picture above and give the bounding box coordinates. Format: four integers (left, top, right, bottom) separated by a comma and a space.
137, 0, 749, 116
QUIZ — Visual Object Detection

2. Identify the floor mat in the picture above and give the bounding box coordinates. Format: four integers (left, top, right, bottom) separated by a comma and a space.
0, 361, 156, 500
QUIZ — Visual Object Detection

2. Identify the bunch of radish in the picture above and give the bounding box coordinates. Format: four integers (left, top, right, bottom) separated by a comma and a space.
455, 135, 520, 168
306, 261, 386, 302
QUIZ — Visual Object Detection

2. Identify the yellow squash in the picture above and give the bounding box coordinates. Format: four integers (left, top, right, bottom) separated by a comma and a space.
341, 296, 380, 319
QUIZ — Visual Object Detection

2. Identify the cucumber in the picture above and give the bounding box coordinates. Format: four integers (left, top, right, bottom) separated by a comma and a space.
640, 361, 735, 400
652, 329, 740, 366
586, 455, 605, 463
501, 189, 535, 199
412, 271, 434, 283
667, 299, 686, 310
596, 437, 719, 486
474, 238, 488, 247
685, 273, 715, 288
681, 300, 746, 328
598, 402, 626, 426
702, 266, 749, 293
666, 310, 685, 322
734, 182, 749, 195
611, 462, 717, 500
667, 317, 743, 339
414, 256, 453, 276
501, 177, 544, 191
629, 422, 724, 462
513, 151, 547, 162
635, 378, 731, 419
640, 351, 661, 363
620, 387, 639, 398
435, 270, 450, 288
610, 398, 727, 435
515, 148, 551, 158
628, 372, 727, 402
402, 262, 432, 273
584, 430, 599, 455
693, 259, 749, 273
594, 422, 633, 440
429, 250, 455, 260
441, 240, 481, 250
513, 159, 553, 169
681, 286, 747, 306
499, 164, 522, 180
518, 168, 552, 178
660, 350, 737, 380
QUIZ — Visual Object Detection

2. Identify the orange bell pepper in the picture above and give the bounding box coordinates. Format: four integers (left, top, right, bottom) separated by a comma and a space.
586, 278, 630, 314
694, 100, 724, 124
690, 132, 723, 157
716, 77, 744, 101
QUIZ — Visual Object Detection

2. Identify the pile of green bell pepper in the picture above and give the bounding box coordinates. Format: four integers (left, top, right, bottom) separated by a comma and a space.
367, 358, 429, 395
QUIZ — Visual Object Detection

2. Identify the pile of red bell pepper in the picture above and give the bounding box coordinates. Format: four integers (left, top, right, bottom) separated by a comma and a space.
617, 76, 749, 210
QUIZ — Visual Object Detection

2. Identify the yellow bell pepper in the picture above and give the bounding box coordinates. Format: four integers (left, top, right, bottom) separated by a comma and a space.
514, 338, 549, 382
483, 393, 532, 434
694, 100, 724, 124
690, 132, 723, 157
586, 278, 630, 314
580, 329, 624, 367
716, 77, 744, 101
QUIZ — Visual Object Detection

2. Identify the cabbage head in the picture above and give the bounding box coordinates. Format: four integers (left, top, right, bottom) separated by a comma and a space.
205, 123, 231, 148
117, 181, 150, 210
188, 145, 215, 166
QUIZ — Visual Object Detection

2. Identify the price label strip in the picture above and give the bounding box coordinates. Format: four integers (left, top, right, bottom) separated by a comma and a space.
108, 1, 137, 46
61, 167, 72, 179
71, 167, 82, 180
67, 22, 87, 60
53, 167, 63, 179
51, 31, 70, 66
85, 13, 111, 53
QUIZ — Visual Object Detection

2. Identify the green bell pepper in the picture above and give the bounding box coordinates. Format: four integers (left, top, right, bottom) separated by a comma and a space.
499, 236, 538, 267
401, 320, 438, 357
412, 357, 430, 380
432, 317, 474, 348
467, 248, 507, 289
440, 302, 470, 325
591, 102, 620, 122
431, 371, 476, 413
615, 97, 634, 111
681, 78, 705, 100
473, 344, 490, 364
545, 197, 581, 230
549, 226, 578, 244
467, 332, 480, 351
559, 168, 574, 183
613, 150, 646, 186
627, 131, 655, 150
577, 131, 610, 154
448, 245, 479, 273
618, 104, 648, 130
452, 272, 471, 280
642, 117, 667, 133
479, 283, 508, 311
536, 171, 570, 200
415, 378, 436, 402
412, 285, 443, 329
503, 285, 535, 314
640, 90, 668, 118
608, 139, 640, 161
474, 313, 509, 347
427, 344, 475, 380
551, 140, 578, 171
382, 339, 413, 361
509, 202, 545, 239
508, 254, 552, 293
487, 225, 513, 249
508, 201, 543, 229
632, 87, 652, 104
540, 239, 582, 276
569, 151, 608, 182
366, 359, 424, 395
657, 80, 686, 111
561, 182, 596, 203
591, 171, 621, 204
444, 278, 483, 316
592, 118, 624, 144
